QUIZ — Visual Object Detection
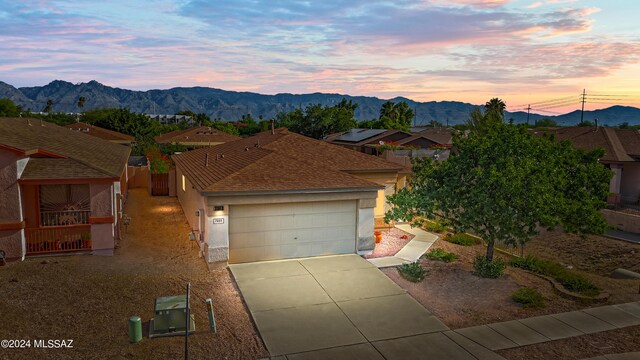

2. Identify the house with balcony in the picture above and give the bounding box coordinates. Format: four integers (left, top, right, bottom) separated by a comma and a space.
0, 118, 130, 260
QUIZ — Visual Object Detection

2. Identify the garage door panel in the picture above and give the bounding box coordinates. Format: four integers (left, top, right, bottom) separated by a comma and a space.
229, 201, 357, 263
229, 232, 264, 250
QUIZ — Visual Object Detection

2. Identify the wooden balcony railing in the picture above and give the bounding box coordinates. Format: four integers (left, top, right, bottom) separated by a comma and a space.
25, 225, 92, 255
40, 210, 91, 227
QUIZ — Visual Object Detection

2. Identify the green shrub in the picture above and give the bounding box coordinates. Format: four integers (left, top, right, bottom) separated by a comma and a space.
422, 220, 448, 233
473, 256, 506, 278
510, 256, 600, 296
398, 262, 428, 282
512, 287, 545, 308
426, 248, 458, 263
446, 233, 481, 246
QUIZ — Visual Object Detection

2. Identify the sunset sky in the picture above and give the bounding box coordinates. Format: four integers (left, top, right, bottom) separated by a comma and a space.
1, 0, 639, 114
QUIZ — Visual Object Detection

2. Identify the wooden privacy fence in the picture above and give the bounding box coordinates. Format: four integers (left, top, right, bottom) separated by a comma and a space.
151, 173, 169, 196
25, 225, 92, 255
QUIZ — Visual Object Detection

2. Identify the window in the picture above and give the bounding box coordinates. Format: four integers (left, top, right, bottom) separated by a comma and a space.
39, 184, 91, 226
182, 175, 186, 192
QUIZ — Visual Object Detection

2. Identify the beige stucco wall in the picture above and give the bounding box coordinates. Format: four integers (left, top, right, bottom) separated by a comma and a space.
620, 162, 640, 204
348, 172, 398, 218
0, 148, 25, 259
175, 167, 207, 250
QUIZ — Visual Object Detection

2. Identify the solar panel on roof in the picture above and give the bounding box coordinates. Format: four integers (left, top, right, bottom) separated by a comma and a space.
336, 128, 387, 142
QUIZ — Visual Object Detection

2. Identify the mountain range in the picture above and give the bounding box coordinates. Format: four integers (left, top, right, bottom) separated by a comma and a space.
1, 80, 639, 126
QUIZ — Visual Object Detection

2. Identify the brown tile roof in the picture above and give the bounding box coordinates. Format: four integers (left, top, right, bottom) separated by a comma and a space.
173, 128, 401, 193
398, 128, 453, 146
65, 122, 134, 143
155, 126, 240, 145
534, 126, 640, 162
21, 159, 110, 180
0, 118, 130, 179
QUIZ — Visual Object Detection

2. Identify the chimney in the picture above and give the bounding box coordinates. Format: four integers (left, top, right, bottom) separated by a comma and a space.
271, 119, 275, 135
594, 118, 598, 128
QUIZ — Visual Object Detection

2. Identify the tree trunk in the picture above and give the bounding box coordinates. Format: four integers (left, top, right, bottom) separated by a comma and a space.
485, 240, 495, 261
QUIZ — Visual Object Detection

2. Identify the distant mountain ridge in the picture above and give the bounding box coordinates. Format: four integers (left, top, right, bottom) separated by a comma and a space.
1, 80, 639, 126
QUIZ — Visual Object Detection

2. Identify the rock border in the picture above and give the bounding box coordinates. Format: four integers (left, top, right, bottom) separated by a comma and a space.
522, 269, 610, 302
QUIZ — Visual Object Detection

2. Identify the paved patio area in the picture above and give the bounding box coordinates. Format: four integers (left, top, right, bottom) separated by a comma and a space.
230, 254, 451, 357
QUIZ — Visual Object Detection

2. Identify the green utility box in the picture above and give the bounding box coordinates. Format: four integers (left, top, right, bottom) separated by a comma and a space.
149, 295, 195, 338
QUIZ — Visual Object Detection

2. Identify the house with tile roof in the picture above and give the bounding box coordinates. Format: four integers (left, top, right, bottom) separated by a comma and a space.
65, 122, 135, 145
154, 126, 241, 149
0, 118, 130, 260
533, 126, 640, 206
324, 129, 412, 154
172, 128, 406, 267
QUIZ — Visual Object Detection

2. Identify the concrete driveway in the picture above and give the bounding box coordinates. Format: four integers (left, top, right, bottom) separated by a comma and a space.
230, 254, 453, 358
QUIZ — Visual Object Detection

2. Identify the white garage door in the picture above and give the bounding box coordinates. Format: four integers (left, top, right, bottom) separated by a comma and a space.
228, 200, 357, 263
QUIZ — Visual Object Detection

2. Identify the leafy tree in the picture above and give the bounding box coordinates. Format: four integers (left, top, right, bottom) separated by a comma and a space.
379, 101, 414, 131
43, 99, 53, 113
0, 98, 21, 116
209, 120, 240, 136
466, 97, 506, 133
427, 120, 444, 127
358, 118, 384, 129
276, 99, 357, 139
577, 120, 594, 127
386, 121, 611, 262
534, 118, 558, 127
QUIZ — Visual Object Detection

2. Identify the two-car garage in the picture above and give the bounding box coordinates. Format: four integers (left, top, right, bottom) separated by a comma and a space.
228, 200, 357, 263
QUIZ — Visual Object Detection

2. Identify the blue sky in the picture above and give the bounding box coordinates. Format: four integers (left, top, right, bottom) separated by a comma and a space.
0, 0, 638, 113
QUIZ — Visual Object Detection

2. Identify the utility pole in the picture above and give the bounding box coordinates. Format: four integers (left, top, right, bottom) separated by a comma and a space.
526, 104, 531, 125
580, 89, 586, 124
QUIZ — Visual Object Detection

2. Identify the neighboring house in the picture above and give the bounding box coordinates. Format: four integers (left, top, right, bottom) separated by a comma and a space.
324, 129, 412, 154
154, 126, 241, 149
533, 126, 640, 205
371, 128, 453, 168
0, 118, 130, 260
65, 122, 135, 146
172, 128, 405, 267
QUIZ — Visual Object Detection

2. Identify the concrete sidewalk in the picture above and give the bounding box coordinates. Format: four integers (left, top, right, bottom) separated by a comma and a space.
454, 302, 640, 351
605, 229, 640, 244
368, 224, 439, 268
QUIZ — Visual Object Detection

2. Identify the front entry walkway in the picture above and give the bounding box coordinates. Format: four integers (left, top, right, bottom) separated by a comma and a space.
230, 254, 460, 358
368, 224, 439, 268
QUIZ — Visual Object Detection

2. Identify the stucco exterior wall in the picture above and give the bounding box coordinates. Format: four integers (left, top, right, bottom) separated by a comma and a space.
90, 183, 113, 217
348, 172, 398, 218
21, 184, 38, 229
0, 148, 25, 259
620, 162, 640, 204
175, 167, 207, 249
91, 223, 114, 255
0, 148, 22, 221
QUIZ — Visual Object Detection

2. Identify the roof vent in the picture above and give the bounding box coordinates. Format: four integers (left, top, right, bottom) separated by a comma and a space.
245, 147, 249, 151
